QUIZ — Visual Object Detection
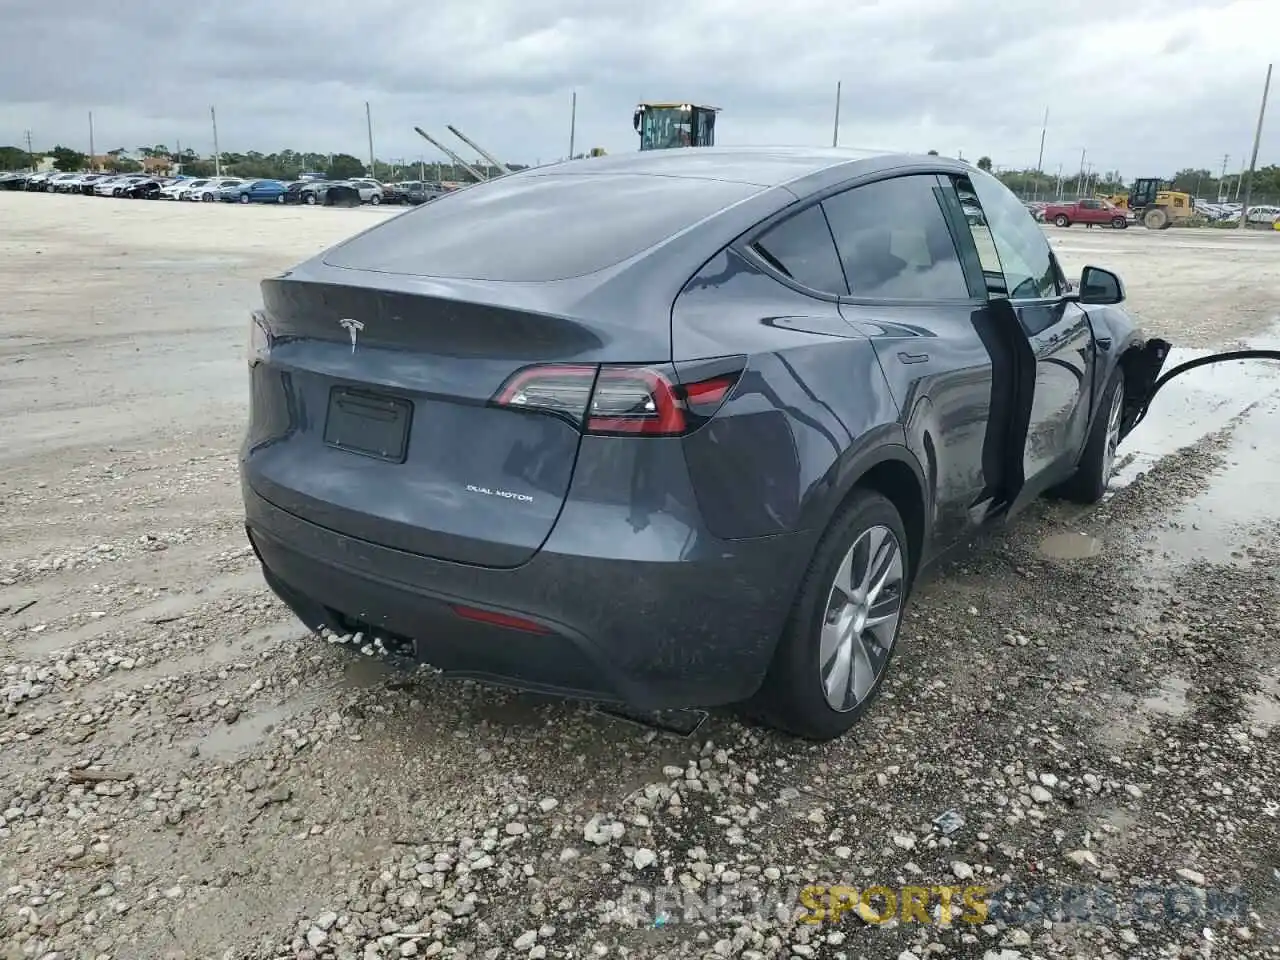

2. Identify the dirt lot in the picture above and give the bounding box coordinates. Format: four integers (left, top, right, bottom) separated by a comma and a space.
1, 192, 1279, 960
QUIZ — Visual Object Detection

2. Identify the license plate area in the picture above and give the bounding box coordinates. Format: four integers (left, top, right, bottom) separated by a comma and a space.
323, 388, 412, 463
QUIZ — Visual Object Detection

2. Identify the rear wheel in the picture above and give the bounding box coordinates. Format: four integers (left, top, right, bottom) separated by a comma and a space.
1143, 206, 1170, 230
1054, 214, 1070, 227
748, 490, 910, 741
1055, 366, 1125, 504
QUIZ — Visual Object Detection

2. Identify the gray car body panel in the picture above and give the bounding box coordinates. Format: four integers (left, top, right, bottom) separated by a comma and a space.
240, 146, 1155, 710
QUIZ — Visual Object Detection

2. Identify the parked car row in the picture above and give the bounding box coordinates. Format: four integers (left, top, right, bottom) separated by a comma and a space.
0, 170, 452, 207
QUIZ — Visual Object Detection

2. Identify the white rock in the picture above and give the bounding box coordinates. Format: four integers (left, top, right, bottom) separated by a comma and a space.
1029, 785, 1052, 804
513, 930, 538, 950
633, 848, 658, 870
951, 861, 974, 880
1176, 868, 1206, 885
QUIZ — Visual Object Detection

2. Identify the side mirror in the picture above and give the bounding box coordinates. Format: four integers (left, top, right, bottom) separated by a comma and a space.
1076, 265, 1125, 305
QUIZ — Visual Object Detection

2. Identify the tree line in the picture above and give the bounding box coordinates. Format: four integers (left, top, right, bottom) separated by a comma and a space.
4, 142, 1279, 203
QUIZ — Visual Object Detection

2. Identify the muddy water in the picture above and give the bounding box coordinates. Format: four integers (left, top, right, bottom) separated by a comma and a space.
1037, 531, 1103, 560
1149, 394, 1280, 565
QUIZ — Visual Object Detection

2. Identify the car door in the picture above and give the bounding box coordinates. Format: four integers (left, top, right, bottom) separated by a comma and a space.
823, 172, 1009, 554
948, 169, 1096, 511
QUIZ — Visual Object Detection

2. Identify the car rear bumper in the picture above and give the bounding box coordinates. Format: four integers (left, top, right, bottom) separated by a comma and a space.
242, 480, 814, 710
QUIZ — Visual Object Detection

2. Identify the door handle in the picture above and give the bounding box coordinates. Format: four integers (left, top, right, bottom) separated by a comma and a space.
897, 352, 929, 364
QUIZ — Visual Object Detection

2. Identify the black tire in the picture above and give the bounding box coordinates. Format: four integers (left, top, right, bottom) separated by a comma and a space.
239, 193, 250, 204
1055, 365, 1125, 504
747, 489, 911, 741
1054, 214, 1070, 227
369, 193, 381, 205
1142, 206, 1169, 230
305, 194, 316, 205
1112, 217, 1127, 229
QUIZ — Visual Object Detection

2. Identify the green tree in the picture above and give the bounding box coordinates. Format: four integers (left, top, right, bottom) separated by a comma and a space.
106, 155, 142, 173
0, 145, 30, 169
50, 145, 87, 172
976, 156, 993, 172
327, 153, 367, 179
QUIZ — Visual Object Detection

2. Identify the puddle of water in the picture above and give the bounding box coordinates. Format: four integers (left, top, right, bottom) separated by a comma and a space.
190, 691, 325, 762
1148, 395, 1280, 564
1112, 323, 1280, 492
1246, 670, 1280, 728
1038, 532, 1102, 560
1096, 675, 1192, 746
1142, 675, 1191, 718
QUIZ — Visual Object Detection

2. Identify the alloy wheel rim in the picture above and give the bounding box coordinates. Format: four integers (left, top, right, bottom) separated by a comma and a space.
1102, 383, 1124, 484
819, 525, 905, 712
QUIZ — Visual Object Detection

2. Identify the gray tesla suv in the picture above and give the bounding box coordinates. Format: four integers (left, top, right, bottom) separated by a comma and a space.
239, 147, 1169, 740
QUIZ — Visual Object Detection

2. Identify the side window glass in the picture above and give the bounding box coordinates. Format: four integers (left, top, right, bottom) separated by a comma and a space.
822, 175, 970, 300
749, 204, 849, 295
967, 168, 1060, 300
952, 179, 1006, 295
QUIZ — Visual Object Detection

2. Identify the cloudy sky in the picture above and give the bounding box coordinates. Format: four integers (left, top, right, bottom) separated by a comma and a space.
1, 0, 1275, 177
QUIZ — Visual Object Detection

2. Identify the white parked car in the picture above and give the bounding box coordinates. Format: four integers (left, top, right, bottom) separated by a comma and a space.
343, 178, 385, 204
95, 175, 147, 197
188, 177, 242, 201
163, 178, 210, 200
44, 172, 81, 192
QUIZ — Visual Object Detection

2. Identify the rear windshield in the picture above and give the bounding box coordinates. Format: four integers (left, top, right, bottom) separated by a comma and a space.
323, 172, 762, 282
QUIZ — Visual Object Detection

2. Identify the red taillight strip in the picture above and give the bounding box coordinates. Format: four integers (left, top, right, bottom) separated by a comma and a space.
451, 604, 551, 634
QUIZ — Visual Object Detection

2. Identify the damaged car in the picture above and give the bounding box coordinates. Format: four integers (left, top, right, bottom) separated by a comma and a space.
240, 147, 1187, 741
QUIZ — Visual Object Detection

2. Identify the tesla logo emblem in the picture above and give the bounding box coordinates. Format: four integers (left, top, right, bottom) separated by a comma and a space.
339, 318, 364, 353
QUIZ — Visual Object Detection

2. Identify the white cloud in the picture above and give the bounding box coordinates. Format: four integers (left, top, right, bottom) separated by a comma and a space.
0, 0, 1274, 176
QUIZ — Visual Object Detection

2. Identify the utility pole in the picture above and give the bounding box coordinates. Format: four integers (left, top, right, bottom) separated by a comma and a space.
88, 112, 95, 168
365, 101, 375, 176
832, 81, 842, 147
1034, 106, 1048, 201
23, 130, 33, 170
1076, 148, 1087, 198
1239, 62, 1272, 228
568, 91, 577, 160
211, 106, 221, 177
1055, 163, 1064, 200
1219, 153, 1230, 202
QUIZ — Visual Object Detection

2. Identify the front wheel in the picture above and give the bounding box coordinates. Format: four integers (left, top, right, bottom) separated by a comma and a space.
1055, 366, 1125, 504
1112, 217, 1127, 229
304, 194, 316, 205
369, 193, 381, 205
239, 193, 250, 204
747, 489, 910, 741
1054, 214, 1070, 227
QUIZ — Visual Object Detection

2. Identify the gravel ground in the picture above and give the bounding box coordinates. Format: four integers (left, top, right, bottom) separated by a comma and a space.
1, 193, 1279, 960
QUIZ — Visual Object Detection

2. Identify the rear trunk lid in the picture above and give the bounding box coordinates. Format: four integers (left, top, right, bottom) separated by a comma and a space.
244, 269, 669, 568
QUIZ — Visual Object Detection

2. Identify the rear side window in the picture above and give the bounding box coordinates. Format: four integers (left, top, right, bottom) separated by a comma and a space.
324, 173, 762, 282
822, 175, 970, 300
748, 205, 848, 295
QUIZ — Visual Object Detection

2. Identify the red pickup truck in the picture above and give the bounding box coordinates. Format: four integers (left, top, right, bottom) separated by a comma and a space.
1042, 198, 1130, 229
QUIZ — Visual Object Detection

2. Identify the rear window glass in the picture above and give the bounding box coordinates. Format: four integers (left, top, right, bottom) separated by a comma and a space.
323, 173, 762, 282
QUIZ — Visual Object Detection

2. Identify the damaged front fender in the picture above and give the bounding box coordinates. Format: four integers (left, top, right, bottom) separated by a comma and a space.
1124, 339, 1280, 434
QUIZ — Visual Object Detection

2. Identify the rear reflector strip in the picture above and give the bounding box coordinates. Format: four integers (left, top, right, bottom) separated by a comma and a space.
450, 604, 551, 634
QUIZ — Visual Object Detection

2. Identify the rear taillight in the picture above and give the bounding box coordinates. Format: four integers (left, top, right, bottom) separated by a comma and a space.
493, 363, 742, 437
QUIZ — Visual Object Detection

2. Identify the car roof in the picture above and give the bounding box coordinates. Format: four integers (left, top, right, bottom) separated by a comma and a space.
520, 146, 970, 196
